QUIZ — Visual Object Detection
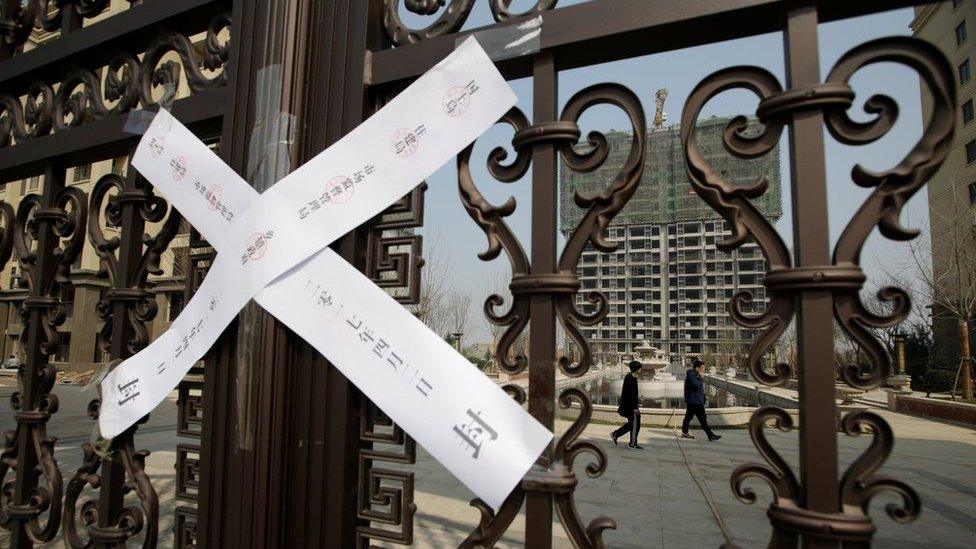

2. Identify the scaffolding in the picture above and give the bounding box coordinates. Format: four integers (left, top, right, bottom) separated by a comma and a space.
559, 116, 783, 234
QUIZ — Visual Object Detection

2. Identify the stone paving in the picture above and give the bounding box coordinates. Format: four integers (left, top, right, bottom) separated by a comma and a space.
0, 378, 974, 547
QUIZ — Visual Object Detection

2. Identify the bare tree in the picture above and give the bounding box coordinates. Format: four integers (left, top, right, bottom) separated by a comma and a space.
446, 291, 472, 350
416, 233, 453, 338
896, 185, 976, 400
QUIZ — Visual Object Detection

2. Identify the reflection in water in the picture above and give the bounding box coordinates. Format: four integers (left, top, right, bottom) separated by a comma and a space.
573, 376, 757, 408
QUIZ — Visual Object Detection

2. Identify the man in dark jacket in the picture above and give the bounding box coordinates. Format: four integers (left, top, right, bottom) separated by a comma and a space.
682, 358, 720, 441
611, 360, 643, 449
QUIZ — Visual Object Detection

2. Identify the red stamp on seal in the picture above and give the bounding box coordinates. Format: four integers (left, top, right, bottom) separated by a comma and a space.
170, 155, 187, 181
245, 232, 270, 261
326, 175, 354, 204
391, 128, 421, 158
205, 185, 222, 211
442, 86, 471, 117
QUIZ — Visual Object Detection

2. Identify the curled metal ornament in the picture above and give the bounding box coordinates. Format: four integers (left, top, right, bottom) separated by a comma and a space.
553, 388, 615, 548
87, 173, 181, 355
0, 83, 55, 147
840, 411, 919, 523
53, 54, 140, 131
489, 0, 557, 22
0, 201, 64, 544
681, 66, 794, 386
458, 107, 531, 374
63, 435, 159, 549
828, 37, 955, 390
460, 489, 525, 548
139, 20, 232, 108
729, 406, 799, 507
0, 12, 230, 148
383, 0, 476, 46
556, 83, 645, 376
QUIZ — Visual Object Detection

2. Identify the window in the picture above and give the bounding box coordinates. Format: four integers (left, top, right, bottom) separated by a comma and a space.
26, 175, 40, 191
969, 182, 976, 205
72, 164, 91, 182
53, 333, 71, 363
60, 286, 74, 318
967, 139, 976, 164
957, 21, 968, 46
959, 59, 971, 85
168, 292, 185, 321
965, 99, 974, 124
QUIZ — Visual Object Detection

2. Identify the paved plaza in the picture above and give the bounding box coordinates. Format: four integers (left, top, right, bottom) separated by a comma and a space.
0, 379, 973, 547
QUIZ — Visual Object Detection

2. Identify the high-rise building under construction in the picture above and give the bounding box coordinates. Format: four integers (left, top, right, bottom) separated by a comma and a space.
559, 116, 782, 364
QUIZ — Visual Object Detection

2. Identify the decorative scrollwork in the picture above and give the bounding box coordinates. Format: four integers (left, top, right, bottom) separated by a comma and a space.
63, 434, 159, 548
0, 11, 231, 149
0, 198, 64, 545
828, 37, 955, 389
0, 178, 84, 543
462, 86, 644, 377
555, 84, 645, 376
552, 388, 615, 548
87, 173, 182, 355
65, 166, 177, 548
458, 107, 531, 374
681, 66, 794, 386
489, 0, 558, 22
460, 489, 525, 549
840, 411, 919, 524
382, 0, 476, 46
0, 1, 137, 48
684, 36, 950, 546
729, 406, 799, 507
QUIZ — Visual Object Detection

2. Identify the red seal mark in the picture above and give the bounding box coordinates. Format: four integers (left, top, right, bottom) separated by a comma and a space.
205, 184, 222, 211
391, 128, 420, 158
326, 175, 354, 204
442, 86, 470, 117
170, 155, 187, 181
245, 232, 270, 261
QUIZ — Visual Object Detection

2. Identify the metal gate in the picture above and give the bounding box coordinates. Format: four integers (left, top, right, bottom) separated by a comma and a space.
0, 0, 954, 547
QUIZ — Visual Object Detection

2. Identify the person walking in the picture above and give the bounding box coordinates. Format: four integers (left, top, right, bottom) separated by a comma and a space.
611, 360, 643, 449
681, 358, 721, 441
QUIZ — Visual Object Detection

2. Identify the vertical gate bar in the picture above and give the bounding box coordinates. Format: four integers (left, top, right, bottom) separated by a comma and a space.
97, 150, 150, 549
11, 161, 64, 548
60, 2, 82, 36
525, 49, 558, 549
0, 0, 20, 60
782, 3, 840, 540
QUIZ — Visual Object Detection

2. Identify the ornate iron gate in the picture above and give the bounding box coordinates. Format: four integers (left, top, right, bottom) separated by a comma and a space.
0, 0, 955, 548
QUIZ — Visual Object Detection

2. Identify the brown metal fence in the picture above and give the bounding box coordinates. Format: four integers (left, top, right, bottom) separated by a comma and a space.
0, 0, 954, 547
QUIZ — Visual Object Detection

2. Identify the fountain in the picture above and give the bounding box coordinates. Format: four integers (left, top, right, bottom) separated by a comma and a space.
632, 340, 672, 381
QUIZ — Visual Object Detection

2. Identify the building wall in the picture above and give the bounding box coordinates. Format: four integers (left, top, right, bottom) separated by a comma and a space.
560, 118, 782, 365
0, 0, 195, 372
575, 221, 768, 364
913, 0, 976, 364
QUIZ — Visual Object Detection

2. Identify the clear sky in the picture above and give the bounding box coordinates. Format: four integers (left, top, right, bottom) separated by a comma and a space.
409, 4, 930, 345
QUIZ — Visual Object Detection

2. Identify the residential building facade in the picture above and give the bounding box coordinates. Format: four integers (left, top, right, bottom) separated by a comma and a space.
560, 117, 782, 365
912, 0, 976, 364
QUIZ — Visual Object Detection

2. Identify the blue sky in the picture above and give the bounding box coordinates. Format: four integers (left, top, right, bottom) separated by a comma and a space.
408, 4, 929, 344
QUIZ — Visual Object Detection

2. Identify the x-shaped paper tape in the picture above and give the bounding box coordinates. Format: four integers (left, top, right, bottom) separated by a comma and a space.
99, 39, 551, 511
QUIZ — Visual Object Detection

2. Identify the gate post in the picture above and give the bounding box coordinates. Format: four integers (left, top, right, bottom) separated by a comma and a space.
781, 6, 841, 547
197, 0, 375, 546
